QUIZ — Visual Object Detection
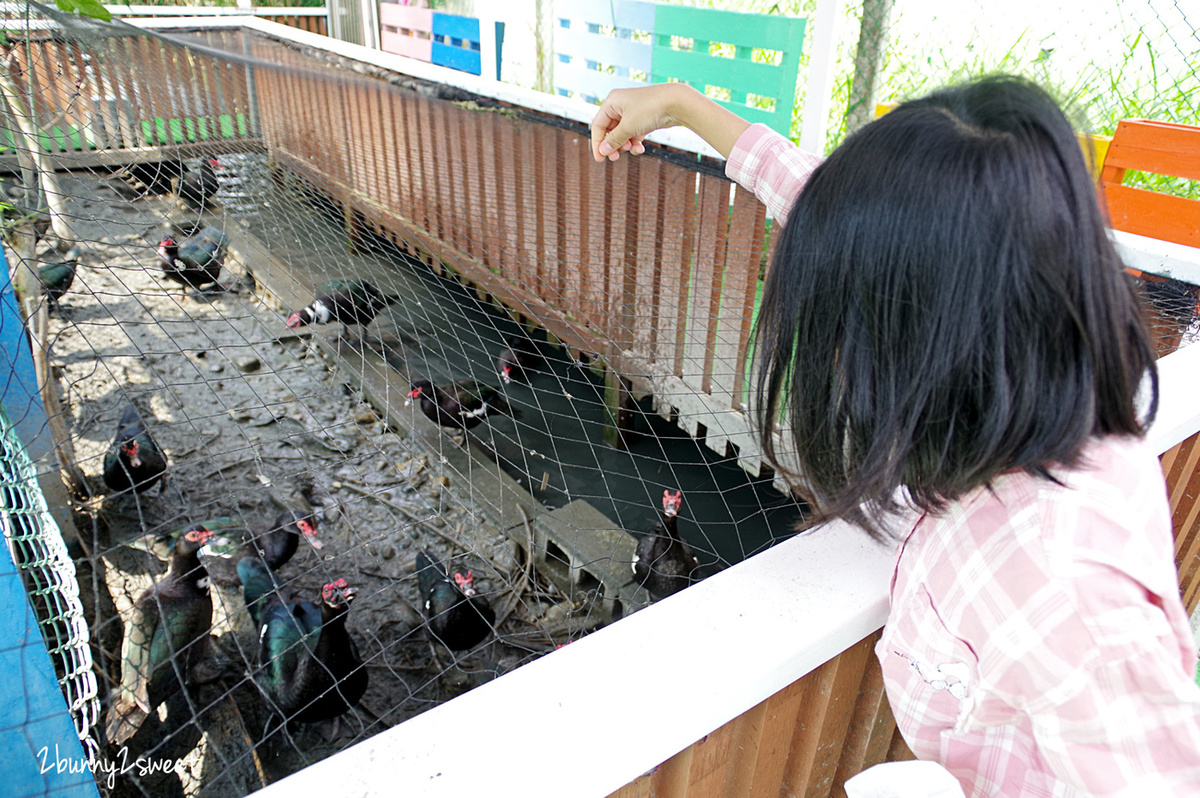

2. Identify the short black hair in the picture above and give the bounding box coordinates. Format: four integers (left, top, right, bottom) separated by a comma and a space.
752, 74, 1157, 539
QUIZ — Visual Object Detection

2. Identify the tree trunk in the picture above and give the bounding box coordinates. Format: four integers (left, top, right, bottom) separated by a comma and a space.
844, 0, 894, 134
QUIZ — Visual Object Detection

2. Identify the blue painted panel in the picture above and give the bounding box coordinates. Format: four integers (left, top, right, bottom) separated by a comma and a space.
432, 11, 480, 43
0, 250, 51, 460
429, 13, 506, 78
432, 41, 482, 75
0, 402, 98, 798
553, 0, 656, 101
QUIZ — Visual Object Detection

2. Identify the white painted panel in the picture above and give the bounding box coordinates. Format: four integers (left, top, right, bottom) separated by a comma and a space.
555, 0, 655, 32
555, 63, 648, 100
555, 25, 653, 73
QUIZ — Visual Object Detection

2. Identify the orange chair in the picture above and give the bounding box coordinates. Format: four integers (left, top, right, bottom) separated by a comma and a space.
1099, 119, 1200, 356
1100, 119, 1200, 249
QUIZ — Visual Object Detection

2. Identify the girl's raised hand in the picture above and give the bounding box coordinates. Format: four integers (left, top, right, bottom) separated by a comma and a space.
590, 84, 685, 162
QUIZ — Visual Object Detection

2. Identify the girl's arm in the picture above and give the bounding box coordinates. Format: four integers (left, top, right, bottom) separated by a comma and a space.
589, 83, 750, 162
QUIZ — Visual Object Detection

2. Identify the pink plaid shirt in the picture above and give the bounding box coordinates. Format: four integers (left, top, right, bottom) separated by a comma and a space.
724, 123, 823, 224
725, 126, 1200, 796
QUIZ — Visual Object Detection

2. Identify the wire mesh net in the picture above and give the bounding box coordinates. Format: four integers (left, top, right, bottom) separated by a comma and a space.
0, 401, 101, 764
0, 2, 1196, 796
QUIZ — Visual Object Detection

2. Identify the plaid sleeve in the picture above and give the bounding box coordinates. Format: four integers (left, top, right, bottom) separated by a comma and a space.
724, 123, 823, 225
1028, 565, 1200, 795
975, 556, 1200, 795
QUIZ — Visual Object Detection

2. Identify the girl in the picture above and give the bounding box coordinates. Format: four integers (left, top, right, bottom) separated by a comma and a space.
591, 78, 1200, 795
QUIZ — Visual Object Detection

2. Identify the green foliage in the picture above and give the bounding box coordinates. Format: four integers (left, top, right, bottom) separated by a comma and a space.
53, 0, 110, 22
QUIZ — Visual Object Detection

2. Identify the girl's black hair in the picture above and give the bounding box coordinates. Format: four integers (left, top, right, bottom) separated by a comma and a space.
752, 74, 1158, 540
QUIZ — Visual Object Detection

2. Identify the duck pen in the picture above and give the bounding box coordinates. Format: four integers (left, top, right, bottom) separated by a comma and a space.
1, 5, 1199, 796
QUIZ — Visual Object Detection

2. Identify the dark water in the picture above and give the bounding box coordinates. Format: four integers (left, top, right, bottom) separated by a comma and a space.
217, 152, 806, 570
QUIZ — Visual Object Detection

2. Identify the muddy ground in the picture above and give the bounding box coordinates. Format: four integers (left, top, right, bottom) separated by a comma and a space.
21, 169, 589, 797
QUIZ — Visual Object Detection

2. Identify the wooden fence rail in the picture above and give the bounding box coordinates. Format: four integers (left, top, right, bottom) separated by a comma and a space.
4, 28, 260, 164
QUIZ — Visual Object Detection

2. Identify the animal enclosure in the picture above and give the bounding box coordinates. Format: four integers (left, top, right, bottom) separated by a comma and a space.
1, 6, 1199, 798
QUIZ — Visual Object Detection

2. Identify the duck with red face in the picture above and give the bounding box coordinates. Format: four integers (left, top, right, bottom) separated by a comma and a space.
242, 568, 369, 725
416, 550, 495, 651
632, 490, 701, 599
106, 524, 216, 746
103, 404, 168, 495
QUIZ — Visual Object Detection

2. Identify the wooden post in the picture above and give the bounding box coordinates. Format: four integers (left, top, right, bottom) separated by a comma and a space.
0, 51, 75, 242
844, 0, 894, 135
603, 369, 636, 450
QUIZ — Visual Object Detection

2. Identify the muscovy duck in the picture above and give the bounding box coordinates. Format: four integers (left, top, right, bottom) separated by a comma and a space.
239, 559, 369, 723
36, 246, 81, 312
416, 550, 495, 651
632, 490, 701, 599
106, 524, 216, 746
103, 404, 168, 494
285, 279, 401, 339
158, 225, 228, 292
497, 334, 543, 385
111, 159, 186, 197
405, 379, 517, 432
174, 156, 220, 212
197, 510, 323, 584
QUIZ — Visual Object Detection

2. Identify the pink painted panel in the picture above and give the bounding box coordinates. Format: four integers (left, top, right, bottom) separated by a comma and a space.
380, 3, 434, 62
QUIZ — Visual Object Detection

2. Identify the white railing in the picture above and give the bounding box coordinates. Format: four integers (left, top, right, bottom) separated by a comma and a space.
106, 4, 327, 17
124, 18, 1200, 796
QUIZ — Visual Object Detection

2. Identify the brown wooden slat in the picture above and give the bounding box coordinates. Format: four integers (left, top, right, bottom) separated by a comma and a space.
397, 88, 419, 231
831, 638, 898, 796
744, 661, 810, 798
108, 36, 141, 147
789, 635, 877, 797
378, 84, 400, 223
540, 124, 566, 304
711, 186, 764, 411
86, 40, 119, 150
557, 128, 587, 320
476, 109, 502, 270
615, 156, 643, 354
652, 744, 694, 797
448, 100, 471, 255
631, 155, 664, 357
682, 174, 729, 395
1165, 433, 1200, 613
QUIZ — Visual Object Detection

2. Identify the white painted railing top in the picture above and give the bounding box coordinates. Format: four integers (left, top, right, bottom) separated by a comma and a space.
106, 4, 327, 16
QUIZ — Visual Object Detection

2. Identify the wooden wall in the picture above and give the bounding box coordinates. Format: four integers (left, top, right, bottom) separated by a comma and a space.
7, 29, 258, 155
247, 30, 789, 483
1166, 431, 1200, 614
259, 13, 328, 36
609, 631, 914, 798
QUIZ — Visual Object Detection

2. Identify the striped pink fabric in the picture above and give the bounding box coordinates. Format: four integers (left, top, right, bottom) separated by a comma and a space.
724, 123, 822, 224
722, 124, 1200, 795
880, 435, 1200, 796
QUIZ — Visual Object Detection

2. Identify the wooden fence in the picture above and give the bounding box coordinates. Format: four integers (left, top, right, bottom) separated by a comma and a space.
247, 28, 792, 479
4, 27, 260, 165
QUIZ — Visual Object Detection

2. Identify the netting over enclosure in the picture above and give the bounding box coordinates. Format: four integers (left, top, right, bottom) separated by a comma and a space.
1, 6, 811, 793
0, 3, 1197, 796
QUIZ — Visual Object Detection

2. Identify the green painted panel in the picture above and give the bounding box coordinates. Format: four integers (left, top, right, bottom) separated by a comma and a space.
655, 4, 801, 51
651, 47, 785, 98
651, 4, 805, 137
